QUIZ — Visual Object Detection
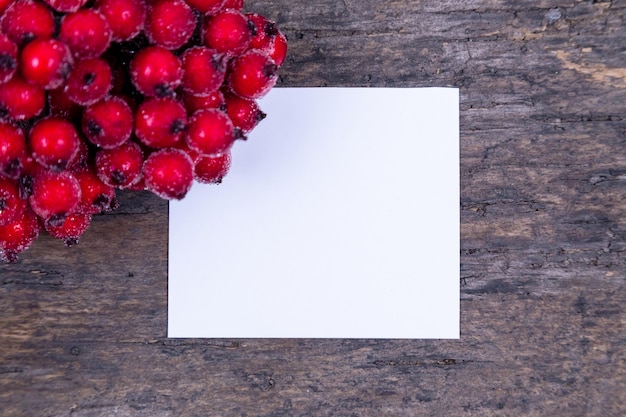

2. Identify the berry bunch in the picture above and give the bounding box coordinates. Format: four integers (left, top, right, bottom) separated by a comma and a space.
0, 0, 287, 262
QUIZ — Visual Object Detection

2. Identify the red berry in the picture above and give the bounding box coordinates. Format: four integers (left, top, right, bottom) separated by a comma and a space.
29, 117, 81, 170
42, 0, 88, 13
182, 89, 225, 113
45, 210, 92, 246
143, 148, 193, 200
74, 167, 117, 214
0, 178, 26, 226
224, 92, 265, 133
59, 9, 112, 59
0, 0, 56, 45
245, 14, 287, 66
95, 141, 144, 188
0, 208, 41, 263
0, 76, 46, 120
135, 97, 187, 148
0, 121, 26, 178
130, 46, 183, 97
228, 50, 278, 99
82, 96, 133, 149
146, 0, 196, 50
95, 0, 147, 42
181, 46, 227, 96
65, 58, 112, 106
203, 10, 254, 56
186, 108, 237, 156
29, 170, 82, 223
20, 38, 74, 90
0, 33, 18, 83
194, 151, 230, 184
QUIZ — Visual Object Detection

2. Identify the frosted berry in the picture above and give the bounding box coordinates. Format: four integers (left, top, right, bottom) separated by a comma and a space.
82, 96, 133, 149
0, 76, 46, 120
65, 58, 112, 106
45, 210, 92, 246
43, 0, 89, 13
227, 50, 277, 99
74, 168, 117, 214
203, 10, 254, 56
245, 13, 288, 67
194, 151, 231, 184
95, 0, 146, 42
0, 208, 41, 263
0, 178, 26, 226
29, 117, 81, 170
182, 89, 225, 113
20, 38, 74, 90
95, 141, 144, 188
130, 46, 182, 97
1, 0, 56, 45
181, 47, 226, 96
135, 97, 187, 148
186, 108, 237, 156
0, 121, 26, 178
0, 33, 18, 83
146, 0, 196, 50
59, 9, 112, 59
224, 92, 265, 133
143, 148, 193, 200
29, 170, 82, 224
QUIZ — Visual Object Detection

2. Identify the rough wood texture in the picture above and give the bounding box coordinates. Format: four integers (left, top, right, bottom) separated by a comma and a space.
2, 1, 625, 416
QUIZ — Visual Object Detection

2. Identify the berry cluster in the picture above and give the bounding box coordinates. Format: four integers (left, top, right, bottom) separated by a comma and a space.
0, 0, 287, 262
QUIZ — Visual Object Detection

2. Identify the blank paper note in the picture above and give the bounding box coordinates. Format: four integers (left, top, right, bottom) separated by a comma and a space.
168, 87, 460, 339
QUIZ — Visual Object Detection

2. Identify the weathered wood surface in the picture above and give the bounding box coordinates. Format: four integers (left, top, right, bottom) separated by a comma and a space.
2, 0, 626, 416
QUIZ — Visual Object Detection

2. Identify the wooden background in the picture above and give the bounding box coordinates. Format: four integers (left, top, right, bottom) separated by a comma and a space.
2, 0, 625, 415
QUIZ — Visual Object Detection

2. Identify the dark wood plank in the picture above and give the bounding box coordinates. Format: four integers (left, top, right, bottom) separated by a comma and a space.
2, 0, 625, 416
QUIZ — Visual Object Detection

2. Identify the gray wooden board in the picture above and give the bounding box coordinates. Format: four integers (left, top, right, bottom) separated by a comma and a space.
1, 1, 625, 416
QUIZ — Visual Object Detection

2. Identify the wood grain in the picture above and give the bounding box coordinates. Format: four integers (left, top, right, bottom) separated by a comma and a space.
2, 1, 625, 416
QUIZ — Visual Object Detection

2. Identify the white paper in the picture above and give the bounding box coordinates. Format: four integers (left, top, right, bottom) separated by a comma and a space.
168, 88, 459, 339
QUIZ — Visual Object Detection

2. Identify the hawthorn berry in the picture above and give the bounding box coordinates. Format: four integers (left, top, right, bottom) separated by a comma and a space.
65, 57, 113, 106
186, 108, 238, 157
194, 151, 231, 184
95, 141, 144, 188
0, 208, 41, 263
0, 76, 46, 120
130, 45, 182, 97
143, 148, 194, 200
1, 0, 56, 45
29, 117, 81, 170
95, 0, 146, 42
227, 50, 278, 99
203, 10, 254, 56
20, 38, 74, 90
59, 9, 112, 59
0, 0, 285, 261
145, 0, 196, 50
82, 96, 133, 149
29, 170, 82, 224
135, 97, 187, 149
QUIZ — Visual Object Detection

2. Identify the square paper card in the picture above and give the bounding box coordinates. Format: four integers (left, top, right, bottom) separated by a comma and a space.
168, 87, 459, 339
